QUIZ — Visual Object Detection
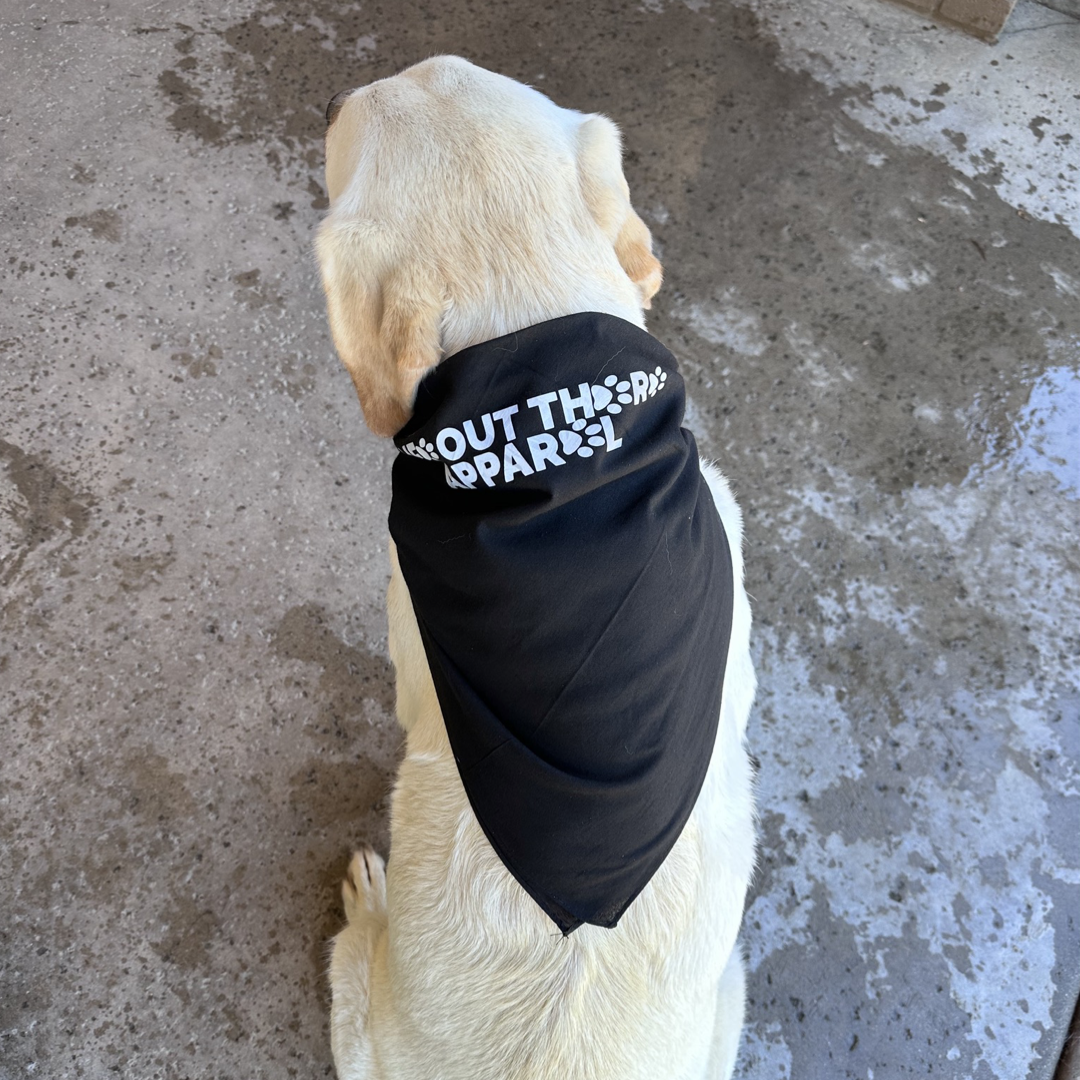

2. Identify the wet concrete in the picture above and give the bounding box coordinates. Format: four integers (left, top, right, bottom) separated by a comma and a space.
1, 1, 1077, 1077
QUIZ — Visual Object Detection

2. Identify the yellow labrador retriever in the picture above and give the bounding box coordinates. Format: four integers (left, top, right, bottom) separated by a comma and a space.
316, 56, 756, 1080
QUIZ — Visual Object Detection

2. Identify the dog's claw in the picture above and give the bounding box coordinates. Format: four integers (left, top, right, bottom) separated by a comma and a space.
343, 846, 387, 922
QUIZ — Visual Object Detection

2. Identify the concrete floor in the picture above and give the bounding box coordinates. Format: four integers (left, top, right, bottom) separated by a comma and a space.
1, 0, 1077, 1077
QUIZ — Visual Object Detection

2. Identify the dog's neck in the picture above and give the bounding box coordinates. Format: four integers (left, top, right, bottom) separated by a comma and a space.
437, 283, 646, 361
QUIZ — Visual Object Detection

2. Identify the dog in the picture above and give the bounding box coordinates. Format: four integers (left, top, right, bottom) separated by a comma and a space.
316, 56, 757, 1080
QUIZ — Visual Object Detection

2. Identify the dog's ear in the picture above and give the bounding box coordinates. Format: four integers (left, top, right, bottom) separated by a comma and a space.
575, 115, 663, 308
316, 218, 442, 437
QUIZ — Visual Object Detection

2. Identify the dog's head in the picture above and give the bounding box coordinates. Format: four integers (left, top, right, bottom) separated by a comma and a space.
316, 56, 663, 436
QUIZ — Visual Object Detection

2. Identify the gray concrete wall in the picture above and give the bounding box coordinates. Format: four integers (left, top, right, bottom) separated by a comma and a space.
2, 1, 1078, 1078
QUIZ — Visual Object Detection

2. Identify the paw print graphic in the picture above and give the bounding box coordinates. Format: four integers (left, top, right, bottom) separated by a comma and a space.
584, 422, 607, 448
648, 367, 668, 397
558, 418, 597, 458
404, 438, 439, 461
591, 374, 633, 414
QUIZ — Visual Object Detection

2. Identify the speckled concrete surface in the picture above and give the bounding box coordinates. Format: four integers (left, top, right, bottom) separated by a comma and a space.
1, 1, 1077, 1078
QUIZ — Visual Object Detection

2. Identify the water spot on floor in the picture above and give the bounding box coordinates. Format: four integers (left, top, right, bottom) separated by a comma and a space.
307, 176, 329, 210
272, 356, 317, 401
810, 771, 914, 845
273, 603, 395, 722
152, 892, 220, 970
158, 68, 227, 145
965, 355, 1080, 498
0, 439, 95, 585
232, 268, 284, 311
1029, 116, 1052, 142
288, 757, 391, 829
120, 749, 198, 822
62, 209, 121, 242
1008, 362, 1080, 496
172, 346, 220, 379
154, 4, 382, 155
113, 551, 177, 591
748, 629, 1073, 1076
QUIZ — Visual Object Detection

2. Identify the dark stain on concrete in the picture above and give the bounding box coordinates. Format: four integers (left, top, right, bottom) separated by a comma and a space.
217, 9, 340, 145
288, 757, 390, 830
154, 6, 355, 150
158, 66, 227, 144
113, 551, 177, 590
273, 356, 318, 401
232, 268, 284, 311
273, 602, 396, 724
272, 604, 401, 861
62, 208, 122, 242
0, 439, 94, 585
152, 893, 221, 969
746, 887, 981, 1079
120, 749, 197, 822
1030, 116, 1052, 142
749, 808, 800, 903
810, 771, 914, 845
307, 177, 328, 210
172, 345, 220, 378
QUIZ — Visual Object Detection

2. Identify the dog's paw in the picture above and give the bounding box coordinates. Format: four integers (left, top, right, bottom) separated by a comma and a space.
342, 846, 387, 923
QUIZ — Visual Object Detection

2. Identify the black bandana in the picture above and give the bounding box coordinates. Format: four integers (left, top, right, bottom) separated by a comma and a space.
389, 312, 733, 934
